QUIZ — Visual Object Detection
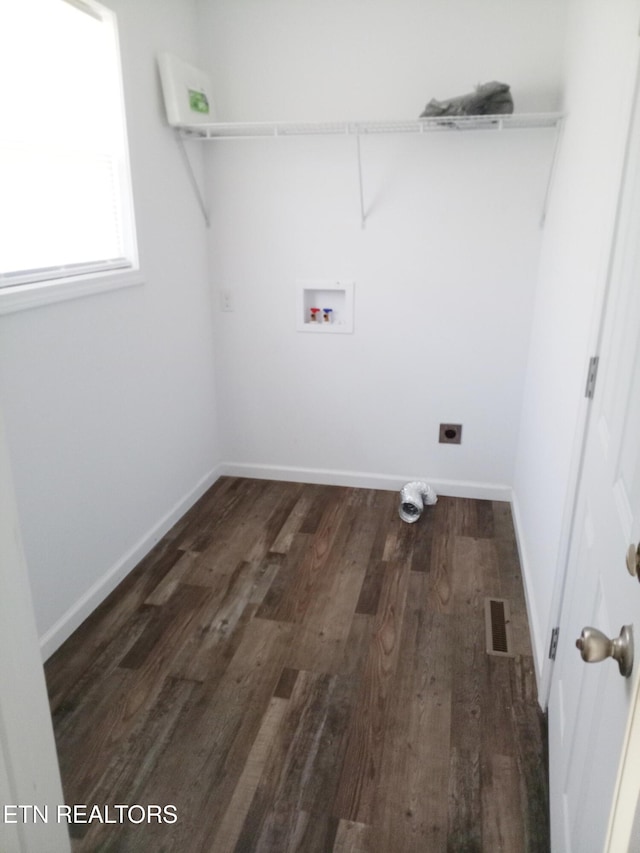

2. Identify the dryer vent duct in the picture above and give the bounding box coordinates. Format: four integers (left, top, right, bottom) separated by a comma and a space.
398, 481, 438, 523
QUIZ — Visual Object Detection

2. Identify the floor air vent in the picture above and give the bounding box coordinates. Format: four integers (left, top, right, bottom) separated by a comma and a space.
485, 597, 513, 657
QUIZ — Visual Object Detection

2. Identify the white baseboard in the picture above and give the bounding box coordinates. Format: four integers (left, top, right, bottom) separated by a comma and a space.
219, 461, 512, 502
510, 491, 546, 697
39, 465, 222, 661
39, 461, 513, 661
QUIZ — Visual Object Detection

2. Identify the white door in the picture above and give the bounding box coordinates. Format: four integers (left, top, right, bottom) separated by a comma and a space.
548, 69, 640, 852
0, 409, 70, 853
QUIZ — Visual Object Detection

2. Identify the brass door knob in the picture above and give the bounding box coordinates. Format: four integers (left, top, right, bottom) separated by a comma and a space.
576, 625, 633, 677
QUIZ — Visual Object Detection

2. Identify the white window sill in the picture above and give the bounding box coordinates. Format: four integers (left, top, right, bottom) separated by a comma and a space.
0, 269, 144, 315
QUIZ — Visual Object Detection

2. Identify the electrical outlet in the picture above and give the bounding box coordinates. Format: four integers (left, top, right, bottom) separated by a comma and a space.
220, 289, 233, 312
439, 423, 462, 444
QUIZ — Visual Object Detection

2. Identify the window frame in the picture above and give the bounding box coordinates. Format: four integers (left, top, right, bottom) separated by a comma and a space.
0, 0, 142, 315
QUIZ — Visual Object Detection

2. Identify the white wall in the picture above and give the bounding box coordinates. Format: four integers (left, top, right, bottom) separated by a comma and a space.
0, 0, 221, 657
198, 0, 566, 495
512, 0, 640, 678
197, 0, 564, 121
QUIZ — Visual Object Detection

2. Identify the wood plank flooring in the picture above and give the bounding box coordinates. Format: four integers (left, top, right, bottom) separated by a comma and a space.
45, 477, 549, 852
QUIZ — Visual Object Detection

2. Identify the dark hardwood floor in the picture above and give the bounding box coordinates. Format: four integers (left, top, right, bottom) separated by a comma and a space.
45, 477, 549, 852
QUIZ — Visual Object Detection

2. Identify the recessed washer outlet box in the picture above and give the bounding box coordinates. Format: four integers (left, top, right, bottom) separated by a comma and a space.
296, 280, 354, 334
439, 423, 462, 444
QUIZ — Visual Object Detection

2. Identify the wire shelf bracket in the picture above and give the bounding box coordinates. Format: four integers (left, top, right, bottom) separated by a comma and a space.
175, 131, 210, 228
176, 113, 564, 228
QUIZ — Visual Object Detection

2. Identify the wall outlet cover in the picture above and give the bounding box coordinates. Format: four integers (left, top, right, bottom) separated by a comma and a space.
439, 423, 462, 444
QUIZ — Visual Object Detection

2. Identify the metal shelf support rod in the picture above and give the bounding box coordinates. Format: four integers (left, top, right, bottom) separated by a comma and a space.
175, 131, 210, 228
356, 132, 366, 229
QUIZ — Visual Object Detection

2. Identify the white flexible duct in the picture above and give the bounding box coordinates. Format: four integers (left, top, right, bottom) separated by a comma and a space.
398, 481, 438, 523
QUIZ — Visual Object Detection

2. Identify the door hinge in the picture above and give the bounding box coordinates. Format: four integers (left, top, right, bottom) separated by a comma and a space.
549, 626, 560, 660
584, 356, 599, 399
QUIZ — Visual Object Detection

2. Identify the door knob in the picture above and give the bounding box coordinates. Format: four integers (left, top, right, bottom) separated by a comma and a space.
575, 625, 633, 677
626, 543, 640, 580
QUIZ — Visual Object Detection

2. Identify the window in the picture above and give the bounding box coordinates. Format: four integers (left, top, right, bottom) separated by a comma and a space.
0, 0, 139, 311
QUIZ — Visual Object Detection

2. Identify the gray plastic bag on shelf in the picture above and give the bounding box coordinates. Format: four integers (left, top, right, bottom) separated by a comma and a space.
420, 80, 514, 118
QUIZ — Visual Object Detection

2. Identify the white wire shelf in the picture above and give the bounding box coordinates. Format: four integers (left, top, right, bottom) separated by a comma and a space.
175, 112, 564, 228
178, 112, 563, 140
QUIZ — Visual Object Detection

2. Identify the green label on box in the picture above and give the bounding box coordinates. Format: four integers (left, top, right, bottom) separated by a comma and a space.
189, 90, 209, 114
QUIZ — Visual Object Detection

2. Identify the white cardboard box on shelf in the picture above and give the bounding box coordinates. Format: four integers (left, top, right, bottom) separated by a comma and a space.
158, 52, 216, 127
